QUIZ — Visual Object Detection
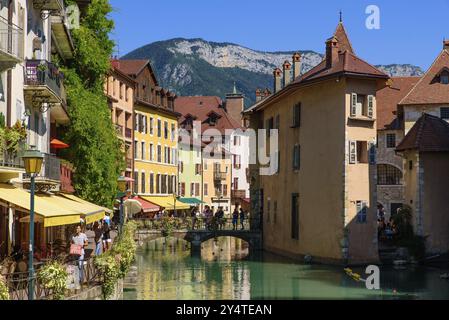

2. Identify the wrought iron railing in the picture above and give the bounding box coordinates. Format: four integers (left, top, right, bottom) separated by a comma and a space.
0, 150, 24, 169
24, 60, 66, 103
132, 217, 257, 232
23, 153, 61, 181
0, 17, 23, 61
213, 171, 227, 181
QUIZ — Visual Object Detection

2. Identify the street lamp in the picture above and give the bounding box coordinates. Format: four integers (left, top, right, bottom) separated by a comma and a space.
22, 149, 44, 301
117, 176, 127, 234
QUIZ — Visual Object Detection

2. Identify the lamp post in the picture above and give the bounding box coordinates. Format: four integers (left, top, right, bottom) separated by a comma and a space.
117, 176, 127, 234
22, 149, 44, 301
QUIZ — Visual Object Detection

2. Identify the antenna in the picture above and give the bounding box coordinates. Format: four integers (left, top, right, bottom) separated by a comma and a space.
339, 10, 343, 23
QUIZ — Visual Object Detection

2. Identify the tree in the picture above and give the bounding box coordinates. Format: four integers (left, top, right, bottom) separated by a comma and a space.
61, 0, 124, 207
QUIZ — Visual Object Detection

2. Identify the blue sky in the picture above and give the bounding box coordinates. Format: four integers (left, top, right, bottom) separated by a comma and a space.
109, 0, 449, 70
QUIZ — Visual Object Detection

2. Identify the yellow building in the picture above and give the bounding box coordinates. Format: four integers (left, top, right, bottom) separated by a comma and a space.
115, 60, 188, 212
244, 22, 389, 265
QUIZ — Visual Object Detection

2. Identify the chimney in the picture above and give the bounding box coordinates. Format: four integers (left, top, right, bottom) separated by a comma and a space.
273, 68, 282, 93
283, 60, 292, 87
263, 88, 271, 98
255, 88, 262, 102
444, 39, 449, 50
292, 52, 301, 79
325, 36, 339, 69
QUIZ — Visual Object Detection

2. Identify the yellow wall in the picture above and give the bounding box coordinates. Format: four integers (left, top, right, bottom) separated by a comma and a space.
257, 77, 379, 264
134, 103, 178, 196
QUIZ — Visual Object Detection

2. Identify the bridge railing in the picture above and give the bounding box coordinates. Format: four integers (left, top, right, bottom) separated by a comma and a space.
132, 217, 260, 232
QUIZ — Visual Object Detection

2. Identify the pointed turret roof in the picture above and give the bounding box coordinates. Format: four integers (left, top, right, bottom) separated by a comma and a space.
399, 46, 449, 105
333, 22, 354, 54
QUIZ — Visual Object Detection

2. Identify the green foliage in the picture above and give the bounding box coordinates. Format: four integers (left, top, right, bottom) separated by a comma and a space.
0, 113, 5, 129
0, 120, 27, 155
37, 261, 68, 300
95, 222, 137, 299
161, 216, 177, 237
0, 275, 9, 300
393, 205, 427, 260
60, 0, 124, 208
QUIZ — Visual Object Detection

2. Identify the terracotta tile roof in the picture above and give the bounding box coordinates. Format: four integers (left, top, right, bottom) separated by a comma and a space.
396, 113, 449, 152
399, 49, 449, 105
377, 77, 421, 130
175, 96, 243, 134
113, 59, 159, 86
294, 50, 388, 84
333, 22, 354, 54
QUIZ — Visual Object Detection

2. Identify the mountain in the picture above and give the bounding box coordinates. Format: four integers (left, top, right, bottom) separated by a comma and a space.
123, 38, 424, 106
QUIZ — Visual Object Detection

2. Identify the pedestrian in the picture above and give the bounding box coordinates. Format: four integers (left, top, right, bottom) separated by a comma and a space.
102, 220, 112, 252
71, 225, 88, 284
232, 207, 239, 230
93, 221, 103, 256
216, 207, 225, 230
239, 207, 245, 230
191, 206, 198, 230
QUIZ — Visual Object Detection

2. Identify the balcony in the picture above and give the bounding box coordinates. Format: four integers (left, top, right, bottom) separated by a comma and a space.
33, 0, 64, 11
0, 17, 23, 71
213, 171, 227, 181
24, 60, 69, 124
50, 7, 74, 60
0, 151, 24, 174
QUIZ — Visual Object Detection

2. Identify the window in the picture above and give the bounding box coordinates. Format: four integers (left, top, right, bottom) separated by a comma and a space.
409, 160, 413, 171
223, 184, 228, 197
150, 173, 154, 194
143, 116, 147, 134
204, 183, 208, 196
356, 201, 368, 223
157, 119, 161, 137
292, 103, 301, 127
157, 145, 162, 162
441, 71, 449, 84
134, 114, 139, 131
233, 177, 239, 191
190, 183, 195, 196
293, 145, 300, 171
233, 155, 241, 169
171, 123, 175, 141
133, 172, 139, 193
195, 164, 201, 175
291, 194, 299, 240
350, 93, 374, 118
168, 176, 173, 194
377, 164, 402, 185
156, 174, 160, 194
195, 183, 200, 197
134, 141, 138, 159
125, 86, 129, 102
349, 141, 368, 164
369, 142, 376, 165
441, 107, 449, 120
141, 172, 146, 194
234, 135, 240, 146
204, 162, 208, 171
180, 183, 186, 197
119, 82, 123, 99
150, 118, 154, 135
141, 142, 145, 160
164, 121, 168, 139
386, 133, 396, 148
179, 161, 184, 173
149, 144, 154, 161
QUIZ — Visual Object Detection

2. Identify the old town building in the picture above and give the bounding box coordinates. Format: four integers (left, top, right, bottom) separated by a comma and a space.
376, 77, 420, 218
244, 22, 389, 264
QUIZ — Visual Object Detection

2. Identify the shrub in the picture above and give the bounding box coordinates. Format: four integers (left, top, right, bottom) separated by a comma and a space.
0, 275, 9, 300
37, 261, 68, 300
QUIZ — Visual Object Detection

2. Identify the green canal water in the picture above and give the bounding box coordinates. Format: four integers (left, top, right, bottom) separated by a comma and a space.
123, 237, 449, 300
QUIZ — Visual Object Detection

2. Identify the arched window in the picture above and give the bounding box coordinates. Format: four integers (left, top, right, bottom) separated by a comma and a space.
377, 164, 402, 185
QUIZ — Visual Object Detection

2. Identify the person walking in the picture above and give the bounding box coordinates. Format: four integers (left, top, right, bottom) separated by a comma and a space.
71, 225, 88, 285
102, 220, 112, 252
191, 206, 198, 230
232, 207, 239, 230
93, 221, 103, 256
239, 208, 245, 230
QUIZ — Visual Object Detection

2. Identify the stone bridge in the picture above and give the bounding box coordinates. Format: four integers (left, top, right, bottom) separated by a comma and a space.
135, 228, 262, 257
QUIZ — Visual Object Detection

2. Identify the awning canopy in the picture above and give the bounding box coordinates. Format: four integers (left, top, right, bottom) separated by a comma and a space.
179, 198, 204, 205
141, 196, 190, 211
127, 196, 160, 213
60, 193, 113, 215
50, 138, 69, 149
0, 184, 81, 227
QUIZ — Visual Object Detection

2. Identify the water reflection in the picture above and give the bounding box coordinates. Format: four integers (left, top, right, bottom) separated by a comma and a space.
123, 237, 449, 300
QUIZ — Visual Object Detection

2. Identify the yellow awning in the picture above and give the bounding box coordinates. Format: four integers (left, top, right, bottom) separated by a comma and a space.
141, 196, 190, 211
0, 184, 81, 227
37, 194, 106, 225
60, 194, 113, 214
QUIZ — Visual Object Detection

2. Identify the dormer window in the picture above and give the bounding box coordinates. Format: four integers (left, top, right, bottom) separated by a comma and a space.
441, 73, 449, 84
